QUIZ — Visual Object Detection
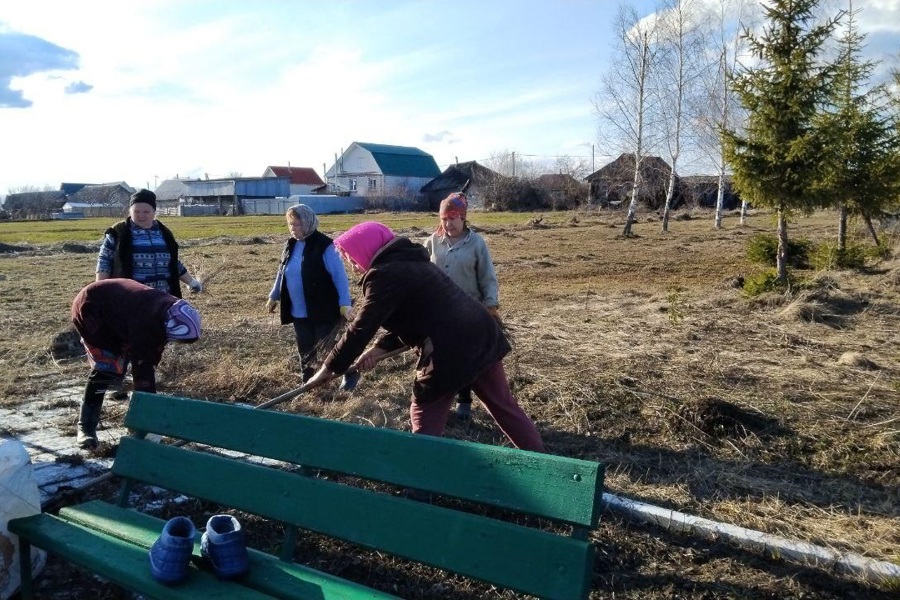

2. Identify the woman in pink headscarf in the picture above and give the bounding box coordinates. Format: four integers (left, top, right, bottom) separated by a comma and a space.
306, 221, 544, 452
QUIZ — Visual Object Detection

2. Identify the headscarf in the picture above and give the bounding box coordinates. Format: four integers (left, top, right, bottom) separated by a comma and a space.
436, 192, 468, 236
164, 300, 202, 342
287, 204, 319, 239
334, 222, 395, 272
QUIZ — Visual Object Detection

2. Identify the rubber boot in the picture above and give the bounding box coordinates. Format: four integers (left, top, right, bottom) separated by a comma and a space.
76, 371, 116, 449
76, 399, 103, 449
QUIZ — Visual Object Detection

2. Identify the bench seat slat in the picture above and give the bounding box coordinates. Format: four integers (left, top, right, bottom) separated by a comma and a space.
59, 500, 402, 600
125, 392, 603, 528
8, 513, 274, 600
114, 437, 594, 600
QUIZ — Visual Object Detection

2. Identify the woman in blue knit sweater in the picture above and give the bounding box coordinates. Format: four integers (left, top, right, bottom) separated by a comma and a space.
95, 189, 202, 297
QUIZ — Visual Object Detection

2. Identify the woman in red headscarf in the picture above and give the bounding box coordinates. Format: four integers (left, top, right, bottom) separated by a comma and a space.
424, 192, 500, 420
306, 221, 544, 452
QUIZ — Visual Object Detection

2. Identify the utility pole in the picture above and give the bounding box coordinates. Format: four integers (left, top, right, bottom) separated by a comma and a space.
512, 152, 516, 177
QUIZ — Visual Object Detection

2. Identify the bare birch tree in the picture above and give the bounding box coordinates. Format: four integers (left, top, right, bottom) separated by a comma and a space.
594, 4, 663, 237
694, 0, 754, 229
654, 0, 709, 232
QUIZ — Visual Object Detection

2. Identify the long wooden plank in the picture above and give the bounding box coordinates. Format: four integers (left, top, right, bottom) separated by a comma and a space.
125, 392, 604, 528
8, 513, 274, 600
59, 500, 402, 600
113, 437, 594, 600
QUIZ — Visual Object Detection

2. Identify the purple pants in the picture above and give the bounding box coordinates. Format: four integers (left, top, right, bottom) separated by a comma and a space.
410, 361, 545, 452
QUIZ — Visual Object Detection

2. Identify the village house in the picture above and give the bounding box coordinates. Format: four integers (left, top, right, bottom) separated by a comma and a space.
262, 166, 325, 196
325, 142, 441, 209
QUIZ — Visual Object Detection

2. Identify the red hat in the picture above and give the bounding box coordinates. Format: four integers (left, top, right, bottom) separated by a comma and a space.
439, 192, 467, 220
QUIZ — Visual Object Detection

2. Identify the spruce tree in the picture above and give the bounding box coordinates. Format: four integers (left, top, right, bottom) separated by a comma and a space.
723, 0, 840, 284
817, 1, 900, 252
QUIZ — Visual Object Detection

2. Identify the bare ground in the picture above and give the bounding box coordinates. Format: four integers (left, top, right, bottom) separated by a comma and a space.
1, 208, 898, 599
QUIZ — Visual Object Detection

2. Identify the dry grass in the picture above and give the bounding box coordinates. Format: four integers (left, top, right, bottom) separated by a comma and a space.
1, 207, 898, 599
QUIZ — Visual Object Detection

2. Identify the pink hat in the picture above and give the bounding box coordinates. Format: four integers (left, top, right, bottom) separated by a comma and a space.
334, 222, 395, 272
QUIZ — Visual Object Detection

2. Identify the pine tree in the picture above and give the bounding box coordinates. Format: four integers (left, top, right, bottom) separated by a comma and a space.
722, 0, 840, 284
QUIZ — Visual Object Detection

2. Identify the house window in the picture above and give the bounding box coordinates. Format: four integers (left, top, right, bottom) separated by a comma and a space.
368, 178, 377, 192
349, 179, 357, 192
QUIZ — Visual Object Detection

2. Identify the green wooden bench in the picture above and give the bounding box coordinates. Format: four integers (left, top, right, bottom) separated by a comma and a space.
10, 391, 605, 600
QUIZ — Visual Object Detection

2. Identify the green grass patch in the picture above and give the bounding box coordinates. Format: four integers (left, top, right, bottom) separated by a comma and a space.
0, 211, 550, 245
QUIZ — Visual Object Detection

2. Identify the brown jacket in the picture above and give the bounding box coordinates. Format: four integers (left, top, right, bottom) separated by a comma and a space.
71, 279, 178, 390
324, 237, 509, 403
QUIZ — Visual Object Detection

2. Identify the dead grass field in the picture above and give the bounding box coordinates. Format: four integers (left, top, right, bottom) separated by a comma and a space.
1, 207, 898, 599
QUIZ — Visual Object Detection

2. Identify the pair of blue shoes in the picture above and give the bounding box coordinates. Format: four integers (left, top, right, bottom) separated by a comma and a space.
148, 514, 250, 584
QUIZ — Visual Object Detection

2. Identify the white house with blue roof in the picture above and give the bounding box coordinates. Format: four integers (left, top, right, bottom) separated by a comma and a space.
324, 142, 441, 200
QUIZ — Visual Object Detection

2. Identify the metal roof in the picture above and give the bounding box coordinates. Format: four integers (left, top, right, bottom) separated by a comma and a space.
355, 142, 441, 178
154, 177, 290, 199
68, 182, 133, 204
265, 166, 324, 186
154, 179, 192, 201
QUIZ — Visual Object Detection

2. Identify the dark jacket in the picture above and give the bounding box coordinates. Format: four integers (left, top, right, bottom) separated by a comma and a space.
71, 279, 179, 391
324, 237, 509, 403
106, 218, 182, 298
278, 230, 340, 324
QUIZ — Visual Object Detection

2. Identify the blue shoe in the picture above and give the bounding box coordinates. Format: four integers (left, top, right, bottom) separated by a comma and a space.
148, 516, 196, 584
340, 370, 360, 392
201, 515, 249, 579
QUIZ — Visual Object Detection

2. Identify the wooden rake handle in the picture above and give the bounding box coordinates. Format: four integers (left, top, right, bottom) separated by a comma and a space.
255, 346, 410, 410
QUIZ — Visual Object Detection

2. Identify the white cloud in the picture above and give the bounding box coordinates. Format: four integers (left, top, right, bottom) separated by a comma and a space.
1, 0, 897, 198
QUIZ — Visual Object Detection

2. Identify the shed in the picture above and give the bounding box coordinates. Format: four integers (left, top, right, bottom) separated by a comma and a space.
420, 161, 504, 211
680, 175, 741, 210
585, 154, 686, 210
242, 195, 365, 216
68, 182, 134, 210
535, 173, 589, 209
154, 177, 290, 215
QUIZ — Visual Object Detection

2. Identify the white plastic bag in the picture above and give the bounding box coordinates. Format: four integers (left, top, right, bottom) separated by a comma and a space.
0, 438, 46, 600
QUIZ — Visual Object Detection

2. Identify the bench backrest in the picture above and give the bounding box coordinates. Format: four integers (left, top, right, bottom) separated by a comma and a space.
117, 392, 604, 600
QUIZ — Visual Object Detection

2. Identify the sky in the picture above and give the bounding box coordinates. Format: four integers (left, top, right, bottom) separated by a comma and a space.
1, 0, 899, 200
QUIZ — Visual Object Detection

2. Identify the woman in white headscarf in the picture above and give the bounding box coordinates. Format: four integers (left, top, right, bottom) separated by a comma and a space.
266, 204, 352, 383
